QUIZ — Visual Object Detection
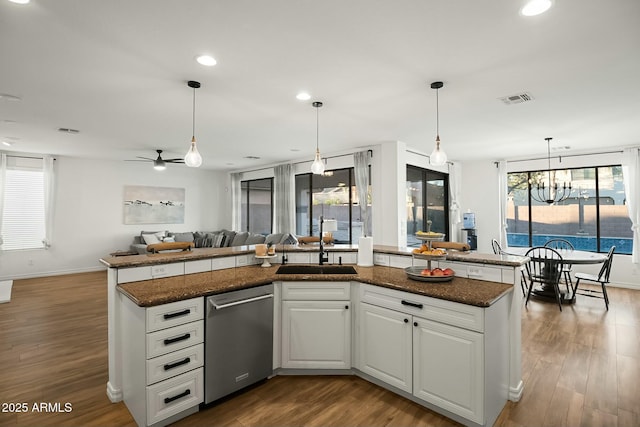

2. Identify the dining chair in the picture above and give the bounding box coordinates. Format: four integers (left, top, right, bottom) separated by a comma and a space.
492, 239, 528, 295
544, 238, 575, 293
524, 247, 564, 311
572, 246, 615, 310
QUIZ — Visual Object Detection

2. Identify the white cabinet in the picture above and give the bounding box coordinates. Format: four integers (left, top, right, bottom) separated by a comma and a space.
281, 282, 351, 370
356, 283, 509, 427
121, 296, 204, 426
358, 302, 412, 392
413, 317, 483, 424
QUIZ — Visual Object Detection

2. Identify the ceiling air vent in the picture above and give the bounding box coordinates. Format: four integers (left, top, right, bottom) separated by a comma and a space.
499, 92, 534, 105
58, 127, 80, 134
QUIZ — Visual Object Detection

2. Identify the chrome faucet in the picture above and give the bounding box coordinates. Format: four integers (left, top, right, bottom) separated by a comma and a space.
319, 215, 329, 265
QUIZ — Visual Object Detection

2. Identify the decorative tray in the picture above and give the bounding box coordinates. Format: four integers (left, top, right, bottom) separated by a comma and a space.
411, 250, 447, 260
404, 266, 455, 283
415, 233, 445, 241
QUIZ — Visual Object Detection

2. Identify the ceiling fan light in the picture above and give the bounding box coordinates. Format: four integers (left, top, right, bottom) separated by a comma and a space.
153, 160, 167, 171
311, 149, 325, 175
185, 137, 203, 168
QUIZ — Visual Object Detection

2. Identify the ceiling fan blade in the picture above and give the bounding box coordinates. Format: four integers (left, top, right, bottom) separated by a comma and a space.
125, 159, 152, 162
165, 158, 185, 163
136, 156, 155, 161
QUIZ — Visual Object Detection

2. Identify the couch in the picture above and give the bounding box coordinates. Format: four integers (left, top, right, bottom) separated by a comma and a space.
130, 229, 298, 254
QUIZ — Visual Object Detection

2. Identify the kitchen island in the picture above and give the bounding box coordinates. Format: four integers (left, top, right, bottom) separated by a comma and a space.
101, 245, 526, 427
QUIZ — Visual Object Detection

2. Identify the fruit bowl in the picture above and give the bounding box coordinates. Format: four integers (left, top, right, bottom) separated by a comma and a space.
404, 266, 455, 282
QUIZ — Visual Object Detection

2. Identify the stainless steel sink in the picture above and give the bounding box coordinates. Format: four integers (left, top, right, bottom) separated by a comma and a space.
275, 265, 358, 275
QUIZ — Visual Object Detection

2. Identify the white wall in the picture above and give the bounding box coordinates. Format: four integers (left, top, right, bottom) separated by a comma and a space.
0, 156, 228, 280
460, 159, 640, 289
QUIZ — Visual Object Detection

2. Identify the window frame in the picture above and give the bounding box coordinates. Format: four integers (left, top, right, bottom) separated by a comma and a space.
240, 177, 274, 235
406, 165, 450, 247
507, 164, 630, 254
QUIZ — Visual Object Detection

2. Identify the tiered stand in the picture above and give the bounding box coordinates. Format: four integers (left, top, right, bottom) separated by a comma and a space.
405, 234, 454, 282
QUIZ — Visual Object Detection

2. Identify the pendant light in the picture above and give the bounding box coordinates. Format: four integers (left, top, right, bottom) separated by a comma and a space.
310, 101, 325, 175
184, 80, 203, 167
429, 81, 447, 166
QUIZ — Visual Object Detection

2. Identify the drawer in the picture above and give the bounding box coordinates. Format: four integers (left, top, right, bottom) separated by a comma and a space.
389, 255, 412, 269
118, 266, 152, 284
146, 343, 204, 385
184, 259, 212, 274
286, 253, 311, 264
146, 297, 204, 332
360, 284, 484, 332
373, 253, 390, 266
466, 264, 503, 283
282, 282, 350, 301
146, 320, 204, 358
146, 367, 203, 426
212, 256, 236, 270
328, 252, 357, 265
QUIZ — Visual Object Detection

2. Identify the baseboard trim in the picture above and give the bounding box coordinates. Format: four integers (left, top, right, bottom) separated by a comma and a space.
0, 266, 106, 282
106, 381, 123, 403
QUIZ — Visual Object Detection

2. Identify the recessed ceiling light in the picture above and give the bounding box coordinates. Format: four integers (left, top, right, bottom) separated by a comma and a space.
2, 141, 12, 147
290, 148, 300, 152
244, 156, 261, 160
520, 0, 553, 16
0, 119, 17, 124
296, 92, 311, 101
8, 0, 30, 4
196, 55, 217, 66
0, 93, 22, 102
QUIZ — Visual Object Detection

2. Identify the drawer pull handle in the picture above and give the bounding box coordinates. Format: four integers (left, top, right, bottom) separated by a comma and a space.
401, 300, 423, 309
164, 333, 191, 345
164, 357, 191, 371
164, 389, 191, 404
163, 309, 191, 320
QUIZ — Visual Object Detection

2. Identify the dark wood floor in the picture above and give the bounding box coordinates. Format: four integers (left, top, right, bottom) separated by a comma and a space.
0, 271, 638, 426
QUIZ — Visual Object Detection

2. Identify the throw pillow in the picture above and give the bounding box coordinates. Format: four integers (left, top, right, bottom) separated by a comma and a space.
282, 233, 298, 245
141, 233, 162, 245
231, 232, 249, 246
245, 233, 266, 245
163, 236, 176, 243
221, 230, 237, 247
171, 232, 194, 243
265, 233, 284, 246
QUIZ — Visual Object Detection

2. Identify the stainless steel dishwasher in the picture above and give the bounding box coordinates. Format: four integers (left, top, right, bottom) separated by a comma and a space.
204, 284, 274, 404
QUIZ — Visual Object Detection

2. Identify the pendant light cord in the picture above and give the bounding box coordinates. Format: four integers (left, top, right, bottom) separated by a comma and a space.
192, 86, 196, 139
316, 105, 320, 151
436, 87, 440, 138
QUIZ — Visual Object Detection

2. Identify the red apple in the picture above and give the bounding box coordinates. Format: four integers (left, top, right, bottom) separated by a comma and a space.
431, 268, 444, 276
443, 268, 454, 276
421, 269, 431, 276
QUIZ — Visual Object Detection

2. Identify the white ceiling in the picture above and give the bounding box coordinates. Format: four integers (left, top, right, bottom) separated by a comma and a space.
1, 0, 639, 171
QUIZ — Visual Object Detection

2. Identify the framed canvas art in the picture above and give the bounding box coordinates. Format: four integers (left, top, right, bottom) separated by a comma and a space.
123, 185, 185, 224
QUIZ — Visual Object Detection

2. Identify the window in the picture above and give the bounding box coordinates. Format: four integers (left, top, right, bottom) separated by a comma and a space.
406, 165, 449, 247
506, 165, 632, 254
240, 178, 273, 234
295, 168, 362, 244
1, 158, 46, 251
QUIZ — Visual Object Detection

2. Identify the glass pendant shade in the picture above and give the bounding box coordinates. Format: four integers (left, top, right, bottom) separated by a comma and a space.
430, 136, 447, 166
185, 137, 203, 167
311, 148, 325, 174
153, 160, 167, 171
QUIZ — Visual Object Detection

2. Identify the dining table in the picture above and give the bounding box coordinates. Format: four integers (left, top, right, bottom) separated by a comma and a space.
501, 246, 608, 304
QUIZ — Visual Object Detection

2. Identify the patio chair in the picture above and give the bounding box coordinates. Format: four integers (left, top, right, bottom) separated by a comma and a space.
572, 246, 615, 310
525, 247, 564, 311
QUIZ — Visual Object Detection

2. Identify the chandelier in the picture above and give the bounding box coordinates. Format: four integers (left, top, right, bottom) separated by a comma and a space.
529, 137, 572, 204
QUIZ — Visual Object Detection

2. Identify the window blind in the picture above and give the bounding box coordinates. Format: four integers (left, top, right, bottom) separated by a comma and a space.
1, 168, 45, 250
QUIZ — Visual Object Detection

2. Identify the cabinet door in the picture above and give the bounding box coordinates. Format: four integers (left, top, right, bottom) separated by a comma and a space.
281, 300, 350, 369
358, 303, 412, 393
413, 317, 484, 424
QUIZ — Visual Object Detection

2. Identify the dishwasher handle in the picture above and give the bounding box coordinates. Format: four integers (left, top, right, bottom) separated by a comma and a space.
210, 293, 273, 310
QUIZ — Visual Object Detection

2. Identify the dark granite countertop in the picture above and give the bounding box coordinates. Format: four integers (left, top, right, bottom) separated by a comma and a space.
101, 244, 528, 268
117, 264, 513, 309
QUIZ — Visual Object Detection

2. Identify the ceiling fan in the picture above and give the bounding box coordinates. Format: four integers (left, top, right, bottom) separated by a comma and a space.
127, 150, 184, 170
